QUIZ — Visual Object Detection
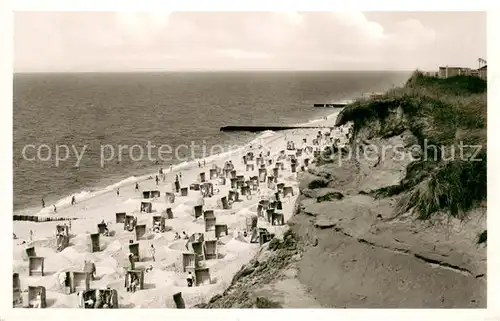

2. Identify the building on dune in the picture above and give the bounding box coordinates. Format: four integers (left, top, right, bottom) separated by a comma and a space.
478, 64, 487, 80
427, 58, 487, 80
438, 66, 473, 78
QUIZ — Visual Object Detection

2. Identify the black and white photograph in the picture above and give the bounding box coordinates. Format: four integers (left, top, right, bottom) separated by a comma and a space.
7, 9, 492, 312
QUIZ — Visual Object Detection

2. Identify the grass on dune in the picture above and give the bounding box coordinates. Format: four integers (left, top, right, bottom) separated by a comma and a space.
335, 71, 487, 220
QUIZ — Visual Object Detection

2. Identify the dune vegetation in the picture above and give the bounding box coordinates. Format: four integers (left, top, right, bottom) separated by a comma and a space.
335, 71, 487, 220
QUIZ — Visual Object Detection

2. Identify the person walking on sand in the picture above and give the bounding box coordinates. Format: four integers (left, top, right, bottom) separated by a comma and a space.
135, 182, 139, 192
69, 220, 72, 232
179, 172, 182, 183
116, 188, 120, 197
155, 175, 159, 186
41, 198, 45, 208
150, 244, 156, 262
53, 204, 57, 213
71, 195, 76, 205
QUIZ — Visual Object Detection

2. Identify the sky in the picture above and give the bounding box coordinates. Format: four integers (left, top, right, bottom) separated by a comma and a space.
14, 11, 487, 72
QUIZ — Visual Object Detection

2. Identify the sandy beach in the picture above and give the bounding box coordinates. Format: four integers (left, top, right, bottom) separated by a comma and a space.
11, 11, 488, 313
13, 112, 348, 308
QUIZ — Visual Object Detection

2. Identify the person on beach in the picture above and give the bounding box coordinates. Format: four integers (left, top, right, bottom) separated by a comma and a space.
95, 290, 104, 308
182, 231, 189, 239
125, 221, 133, 231
153, 220, 160, 233
116, 188, 120, 197
179, 172, 182, 183
71, 195, 76, 205
100, 220, 110, 236
29, 230, 33, 242
131, 277, 139, 293
41, 198, 45, 208
126, 273, 132, 292
69, 220, 72, 231
203, 160, 206, 167
76, 291, 83, 308
150, 244, 156, 262
186, 272, 194, 287
90, 261, 97, 280
198, 161, 201, 168
175, 175, 179, 182
159, 167, 163, 176
128, 253, 135, 270
32, 290, 42, 308
155, 175, 159, 186
135, 182, 139, 192
174, 232, 180, 240
53, 204, 57, 213
84, 295, 94, 308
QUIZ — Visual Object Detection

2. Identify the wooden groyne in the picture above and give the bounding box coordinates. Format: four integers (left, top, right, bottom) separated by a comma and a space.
220, 125, 334, 132
313, 103, 349, 108
13, 215, 77, 222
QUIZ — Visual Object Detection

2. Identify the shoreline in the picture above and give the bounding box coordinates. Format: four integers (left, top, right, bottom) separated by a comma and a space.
13, 110, 341, 218
13, 108, 344, 308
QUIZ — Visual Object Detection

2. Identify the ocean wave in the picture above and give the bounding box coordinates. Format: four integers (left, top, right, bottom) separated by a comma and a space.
14, 111, 324, 218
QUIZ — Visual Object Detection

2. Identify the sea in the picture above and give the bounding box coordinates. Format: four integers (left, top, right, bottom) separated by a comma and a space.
13, 71, 411, 216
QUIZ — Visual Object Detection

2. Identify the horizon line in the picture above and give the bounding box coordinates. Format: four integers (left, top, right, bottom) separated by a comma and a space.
13, 69, 416, 74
